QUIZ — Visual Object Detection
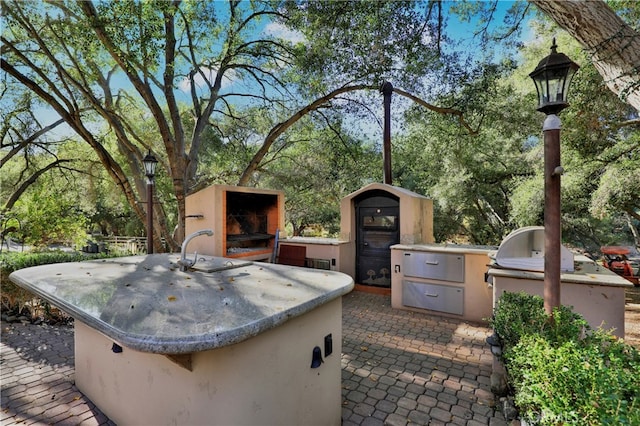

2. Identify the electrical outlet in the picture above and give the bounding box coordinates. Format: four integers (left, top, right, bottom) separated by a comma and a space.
324, 334, 333, 357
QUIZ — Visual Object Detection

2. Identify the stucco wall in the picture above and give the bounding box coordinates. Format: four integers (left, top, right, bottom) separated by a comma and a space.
492, 277, 626, 337
75, 298, 343, 425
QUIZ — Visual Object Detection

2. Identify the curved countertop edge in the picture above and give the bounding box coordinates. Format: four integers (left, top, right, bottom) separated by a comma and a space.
9, 266, 354, 355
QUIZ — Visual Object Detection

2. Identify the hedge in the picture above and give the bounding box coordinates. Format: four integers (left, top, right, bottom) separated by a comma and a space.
490, 292, 640, 425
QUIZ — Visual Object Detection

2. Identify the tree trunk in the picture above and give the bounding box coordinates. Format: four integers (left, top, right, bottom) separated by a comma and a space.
531, 0, 640, 112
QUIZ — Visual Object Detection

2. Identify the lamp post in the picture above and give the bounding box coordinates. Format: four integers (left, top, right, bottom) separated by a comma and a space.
142, 150, 158, 254
529, 39, 579, 315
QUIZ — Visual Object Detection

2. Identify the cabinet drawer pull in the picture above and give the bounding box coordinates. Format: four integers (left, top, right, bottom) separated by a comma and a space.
425, 293, 439, 297
425, 260, 439, 265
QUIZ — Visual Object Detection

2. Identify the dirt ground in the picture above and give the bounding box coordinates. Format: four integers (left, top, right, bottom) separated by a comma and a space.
624, 285, 640, 349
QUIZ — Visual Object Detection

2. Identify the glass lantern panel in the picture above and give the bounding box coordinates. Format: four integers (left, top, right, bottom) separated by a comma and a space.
562, 67, 578, 102
532, 76, 550, 105
144, 162, 156, 176
550, 68, 565, 102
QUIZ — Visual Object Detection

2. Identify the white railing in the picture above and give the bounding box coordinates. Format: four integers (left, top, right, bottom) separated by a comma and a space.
87, 236, 147, 254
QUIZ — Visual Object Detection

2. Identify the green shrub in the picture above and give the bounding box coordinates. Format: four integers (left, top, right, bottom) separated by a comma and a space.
510, 333, 640, 425
1, 250, 119, 320
491, 292, 640, 425
490, 291, 588, 357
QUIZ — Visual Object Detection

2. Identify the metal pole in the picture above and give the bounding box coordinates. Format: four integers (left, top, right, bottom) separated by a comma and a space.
380, 81, 393, 185
147, 181, 154, 254
543, 114, 562, 314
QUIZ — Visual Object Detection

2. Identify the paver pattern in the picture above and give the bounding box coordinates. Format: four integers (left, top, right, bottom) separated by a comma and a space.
0, 322, 115, 426
341, 292, 506, 426
1, 291, 507, 425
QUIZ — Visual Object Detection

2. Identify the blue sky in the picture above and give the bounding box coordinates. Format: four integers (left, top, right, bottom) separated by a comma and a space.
443, 1, 536, 60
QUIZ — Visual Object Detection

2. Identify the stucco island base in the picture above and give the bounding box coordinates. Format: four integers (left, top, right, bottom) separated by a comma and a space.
9, 254, 353, 426
75, 297, 342, 426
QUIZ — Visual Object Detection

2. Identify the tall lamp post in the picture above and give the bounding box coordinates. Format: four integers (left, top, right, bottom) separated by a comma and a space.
142, 151, 158, 254
529, 39, 579, 315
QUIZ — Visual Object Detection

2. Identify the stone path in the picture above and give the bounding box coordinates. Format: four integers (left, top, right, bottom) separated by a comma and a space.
1, 291, 507, 425
0, 322, 115, 426
341, 292, 505, 426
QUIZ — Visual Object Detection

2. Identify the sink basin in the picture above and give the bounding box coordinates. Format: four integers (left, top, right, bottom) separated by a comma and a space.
190, 258, 252, 272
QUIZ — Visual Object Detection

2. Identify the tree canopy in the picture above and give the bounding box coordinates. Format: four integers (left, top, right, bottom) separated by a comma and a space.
1, 0, 638, 250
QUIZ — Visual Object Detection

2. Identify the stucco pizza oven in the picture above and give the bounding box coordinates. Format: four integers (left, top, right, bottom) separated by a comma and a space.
339, 183, 434, 286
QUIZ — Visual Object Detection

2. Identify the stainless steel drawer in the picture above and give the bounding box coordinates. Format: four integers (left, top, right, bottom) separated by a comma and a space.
402, 252, 465, 282
402, 281, 464, 315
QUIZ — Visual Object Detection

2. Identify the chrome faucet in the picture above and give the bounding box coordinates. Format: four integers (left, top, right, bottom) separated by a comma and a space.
178, 229, 213, 272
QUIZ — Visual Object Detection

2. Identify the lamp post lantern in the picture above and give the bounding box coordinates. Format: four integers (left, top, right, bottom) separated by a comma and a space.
142, 150, 158, 254
529, 39, 579, 315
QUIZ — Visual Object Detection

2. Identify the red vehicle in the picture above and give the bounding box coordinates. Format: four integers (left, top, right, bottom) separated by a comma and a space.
601, 246, 640, 286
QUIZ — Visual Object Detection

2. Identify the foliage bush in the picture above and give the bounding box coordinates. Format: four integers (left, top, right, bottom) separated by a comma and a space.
491, 292, 640, 425
13, 191, 89, 249
0, 250, 117, 320
490, 291, 588, 357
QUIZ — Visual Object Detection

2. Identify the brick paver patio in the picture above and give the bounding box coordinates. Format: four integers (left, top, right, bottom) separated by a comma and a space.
1, 291, 507, 425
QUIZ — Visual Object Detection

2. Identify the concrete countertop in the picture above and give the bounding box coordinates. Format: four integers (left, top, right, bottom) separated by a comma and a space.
488, 256, 632, 288
282, 237, 349, 246
391, 243, 497, 255
9, 254, 354, 354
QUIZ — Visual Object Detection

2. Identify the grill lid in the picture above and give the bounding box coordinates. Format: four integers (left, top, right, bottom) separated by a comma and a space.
494, 226, 574, 272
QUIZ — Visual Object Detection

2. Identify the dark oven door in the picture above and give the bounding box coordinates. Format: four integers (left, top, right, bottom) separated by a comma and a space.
356, 206, 399, 287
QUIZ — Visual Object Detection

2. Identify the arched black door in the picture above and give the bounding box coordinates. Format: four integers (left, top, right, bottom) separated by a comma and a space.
355, 191, 399, 287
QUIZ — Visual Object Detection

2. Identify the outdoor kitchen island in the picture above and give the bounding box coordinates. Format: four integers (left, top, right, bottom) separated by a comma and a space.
9, 253, 354, 426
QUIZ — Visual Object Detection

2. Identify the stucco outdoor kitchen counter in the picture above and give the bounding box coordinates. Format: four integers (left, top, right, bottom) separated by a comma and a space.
9, 254, 354, 354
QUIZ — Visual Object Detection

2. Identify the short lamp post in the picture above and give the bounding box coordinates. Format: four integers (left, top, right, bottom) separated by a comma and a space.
529, 39, 579, 315
142, 150, 158, 254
